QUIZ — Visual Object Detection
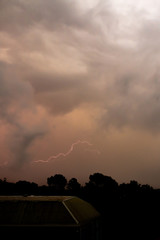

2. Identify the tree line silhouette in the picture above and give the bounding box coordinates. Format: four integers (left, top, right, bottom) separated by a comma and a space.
0, 173, 160, 240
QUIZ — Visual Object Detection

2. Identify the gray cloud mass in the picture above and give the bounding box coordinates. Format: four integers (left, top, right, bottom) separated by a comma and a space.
1, 0, 160, 185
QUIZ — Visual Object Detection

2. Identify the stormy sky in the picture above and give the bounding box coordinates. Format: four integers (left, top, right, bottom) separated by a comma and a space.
1, 0, 160, 186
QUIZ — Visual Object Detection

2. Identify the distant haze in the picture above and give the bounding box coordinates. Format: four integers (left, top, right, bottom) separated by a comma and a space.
1, 0, 160, 187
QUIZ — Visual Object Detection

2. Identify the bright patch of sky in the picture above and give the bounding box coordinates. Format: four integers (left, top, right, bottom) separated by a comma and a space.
112, 0, 160, 21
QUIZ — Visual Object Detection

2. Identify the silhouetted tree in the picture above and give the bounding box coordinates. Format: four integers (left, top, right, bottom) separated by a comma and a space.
67, 178, 81, 194
0, 178, 15, 195
83, 173, 119, 216
47, 174, 67, 193
141, 184, 153, 192
129, 180, 141, 190
15, 181, 38, 195
89, 173, 118, 191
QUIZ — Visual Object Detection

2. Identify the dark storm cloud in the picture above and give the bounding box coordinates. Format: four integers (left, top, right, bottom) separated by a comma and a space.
0, 0, 105, 168
2, 0, 160, 187
0, 62, 31, 120
1, 0, 160, 177
25, 70, 100, 114
101, 70, 160, 131
100, 15, 160, 132
0, 0, 96, 35
1, 0, 160, 133
0, 0, 108, 114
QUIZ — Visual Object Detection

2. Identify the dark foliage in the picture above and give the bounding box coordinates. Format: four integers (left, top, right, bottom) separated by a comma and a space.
47, 174, 67, 195
0, 173, 160, 239
67, 177, 81, 194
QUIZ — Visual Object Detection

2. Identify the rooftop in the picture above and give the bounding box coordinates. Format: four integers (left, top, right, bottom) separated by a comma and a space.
0, 196, 100, 227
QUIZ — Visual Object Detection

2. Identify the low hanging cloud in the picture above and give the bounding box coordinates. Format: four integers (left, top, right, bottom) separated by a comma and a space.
0, 61, 48, 167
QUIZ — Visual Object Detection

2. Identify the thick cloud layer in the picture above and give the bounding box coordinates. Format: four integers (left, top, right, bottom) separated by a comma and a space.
1, 0, 160, 186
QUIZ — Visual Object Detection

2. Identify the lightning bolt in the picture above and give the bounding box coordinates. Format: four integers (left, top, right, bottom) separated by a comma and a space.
33, 140, 93, 164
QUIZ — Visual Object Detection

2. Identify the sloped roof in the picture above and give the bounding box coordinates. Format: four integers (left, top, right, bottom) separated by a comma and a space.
0, 196, 100, 227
